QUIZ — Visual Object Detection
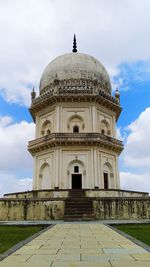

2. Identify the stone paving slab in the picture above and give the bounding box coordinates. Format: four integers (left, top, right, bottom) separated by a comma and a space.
131, 253, 150, 260
0, 263, 50, 267
81, 253, 134, 262
0, 223, 150, 267
103, 247, 147, 254
51, 261, 111, 267
110, 260, 150, 267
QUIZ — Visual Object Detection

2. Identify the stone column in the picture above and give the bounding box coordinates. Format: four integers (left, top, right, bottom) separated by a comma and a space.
56, 105, 60, 132
100, 155, 104, 188
36, 115, 39, 138
94, 149, 99, 188
33, 157, 37, 190
59, 105, 62, 132
97, 152, 101, 188
92, 105, 97, 132
53, 149, 59, 189
115, 157, 120, 189
113, 115, 116, 138
90, 149, 94, 189
59, 148, 62, 188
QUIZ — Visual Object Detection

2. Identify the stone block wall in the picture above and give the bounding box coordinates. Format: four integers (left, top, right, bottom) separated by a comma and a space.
93, 198, 150, 220
0, 199, 64, 221
0, 189, 150, 221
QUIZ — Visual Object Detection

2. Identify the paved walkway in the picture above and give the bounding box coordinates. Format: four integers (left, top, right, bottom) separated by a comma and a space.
0, 223, 150, 267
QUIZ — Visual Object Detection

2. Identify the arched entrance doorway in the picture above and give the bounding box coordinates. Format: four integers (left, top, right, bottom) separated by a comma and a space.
72, 165, 82, 189
103, 162, 113, 189
68, 160, 84, 189
103, 172, 108, 189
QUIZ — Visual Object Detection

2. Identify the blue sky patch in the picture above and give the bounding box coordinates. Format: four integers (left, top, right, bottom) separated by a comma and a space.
115, 61, 150, 128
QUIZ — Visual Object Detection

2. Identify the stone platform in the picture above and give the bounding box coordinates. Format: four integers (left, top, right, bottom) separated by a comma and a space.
0, 189, 149, 221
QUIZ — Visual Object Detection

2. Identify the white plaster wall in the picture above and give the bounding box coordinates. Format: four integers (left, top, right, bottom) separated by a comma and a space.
33, 102, 119, 190
36, 103, 115, 136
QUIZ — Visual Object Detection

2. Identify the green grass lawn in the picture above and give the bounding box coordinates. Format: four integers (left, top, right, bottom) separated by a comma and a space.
114, 224, 150, 246
0, 225, 46, 254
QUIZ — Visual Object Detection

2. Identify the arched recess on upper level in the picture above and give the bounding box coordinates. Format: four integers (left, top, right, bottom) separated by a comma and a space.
67, 114, 85, 133
41, 120, 52, 136
100, 119, 111, 136
39, 162, 50, 189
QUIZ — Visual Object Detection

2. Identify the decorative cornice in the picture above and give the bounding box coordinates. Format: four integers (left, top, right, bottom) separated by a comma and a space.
28, 133, 124, 156
29, 91, 122, 122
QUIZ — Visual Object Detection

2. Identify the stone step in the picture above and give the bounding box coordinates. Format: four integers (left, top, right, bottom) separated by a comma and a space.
65, 203, 93, 209
65, 205, 93, 209
65, 208, 93, 212
68, 194, 86, 198
65, 199, 92, 203
64, 212, 93, 218
68, 190, 85, 198
64, 189, 95, 221
64, 214, 95, 221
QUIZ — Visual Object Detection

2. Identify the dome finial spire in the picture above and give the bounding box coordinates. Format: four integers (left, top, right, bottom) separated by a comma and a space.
72, 34, 77, 53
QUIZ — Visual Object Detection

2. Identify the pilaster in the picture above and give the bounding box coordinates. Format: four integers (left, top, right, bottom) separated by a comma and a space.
94, 149, 99, 188
54, 149, 59, 188
56, 105, 60, 132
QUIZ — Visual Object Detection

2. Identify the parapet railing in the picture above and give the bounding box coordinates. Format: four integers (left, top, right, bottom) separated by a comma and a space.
28, 132, 123, 147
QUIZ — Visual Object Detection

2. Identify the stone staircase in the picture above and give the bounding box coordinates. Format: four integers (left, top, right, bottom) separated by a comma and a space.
64, 189, 95, 221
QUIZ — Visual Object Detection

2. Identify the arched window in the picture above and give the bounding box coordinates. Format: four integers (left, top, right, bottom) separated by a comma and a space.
47, 129, 51, 135
73, 125, 79, 133
41, 120, 52, 136
100, 120, 111, 136
101, 129, 105, 135
74, 166, 79, 173
68, 114, 84, 133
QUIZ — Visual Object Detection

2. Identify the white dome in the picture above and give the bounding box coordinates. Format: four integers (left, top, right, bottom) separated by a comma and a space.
40, 52, 111, 94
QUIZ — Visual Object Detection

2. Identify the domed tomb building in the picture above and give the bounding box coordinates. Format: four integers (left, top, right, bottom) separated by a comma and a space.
28, 40, 123, 191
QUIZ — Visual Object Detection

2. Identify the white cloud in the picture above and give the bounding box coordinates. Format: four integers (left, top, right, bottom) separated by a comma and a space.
0, 118, 35, 171
0, 173, 32, 197
123, 107, 150, 167
0, 116, 35, 195
120, 172, 150, 193
119, 107, 150, 194
0, 116, 13, 127
116, 127, 127, 142
0, 0, 150, 105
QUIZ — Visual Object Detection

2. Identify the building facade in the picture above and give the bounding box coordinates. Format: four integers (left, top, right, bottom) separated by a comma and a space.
28, 44, 123, 191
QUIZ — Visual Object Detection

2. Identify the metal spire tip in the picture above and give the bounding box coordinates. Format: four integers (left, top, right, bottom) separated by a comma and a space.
72, 34, 77, 53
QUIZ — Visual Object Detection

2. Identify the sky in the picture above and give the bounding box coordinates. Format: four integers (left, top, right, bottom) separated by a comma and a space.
0, 0, 150, 195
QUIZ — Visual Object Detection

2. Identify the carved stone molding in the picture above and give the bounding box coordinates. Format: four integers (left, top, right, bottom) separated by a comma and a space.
28, 132, 124, 156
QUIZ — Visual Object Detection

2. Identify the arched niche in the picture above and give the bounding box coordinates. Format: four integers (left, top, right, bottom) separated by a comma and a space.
100, 119, 111, 136
67, 114, 85, 133
39, 162, 50, 189
41, 120, 52, 136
